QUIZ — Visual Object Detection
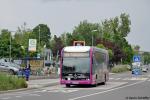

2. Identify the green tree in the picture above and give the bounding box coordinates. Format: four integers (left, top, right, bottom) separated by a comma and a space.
32, 24, 51, 50
73, 20, 100, 46
0, 29, 11, 58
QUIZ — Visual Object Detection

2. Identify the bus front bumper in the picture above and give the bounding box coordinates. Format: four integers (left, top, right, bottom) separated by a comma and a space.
60, 80, 92, 85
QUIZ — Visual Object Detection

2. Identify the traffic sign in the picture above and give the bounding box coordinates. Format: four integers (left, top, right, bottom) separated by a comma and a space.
28, 39, 37, 52
133, 55, 141, 62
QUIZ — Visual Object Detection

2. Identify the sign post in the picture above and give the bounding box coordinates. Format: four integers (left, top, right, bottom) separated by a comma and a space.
28, 39, 37, 52
132, 55, 141, 76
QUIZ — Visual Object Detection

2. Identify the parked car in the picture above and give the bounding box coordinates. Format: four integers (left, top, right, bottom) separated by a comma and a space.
141, 65, 148, 72
0, 62, 20, 75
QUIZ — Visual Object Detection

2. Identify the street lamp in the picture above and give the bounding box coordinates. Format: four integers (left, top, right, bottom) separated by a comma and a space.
39, 25, 40, 48
91, 30, 98, 46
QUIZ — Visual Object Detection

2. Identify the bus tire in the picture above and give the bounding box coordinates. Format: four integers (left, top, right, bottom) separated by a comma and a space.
102, 74, 106, 85
93, 75, 98, 87
66, 84, 70, 87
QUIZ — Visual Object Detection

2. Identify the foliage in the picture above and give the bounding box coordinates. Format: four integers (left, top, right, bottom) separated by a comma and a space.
32, 24, 51, 49
0, 13, 137, 65
0, 73, 27, 91
142, 52, 150, 64
51, 35, 64, 57
111, 65, 129, 73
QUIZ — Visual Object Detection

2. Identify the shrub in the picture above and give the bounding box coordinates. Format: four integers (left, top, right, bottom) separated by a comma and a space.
111, 65, 129, 73
0, 73, 27, 91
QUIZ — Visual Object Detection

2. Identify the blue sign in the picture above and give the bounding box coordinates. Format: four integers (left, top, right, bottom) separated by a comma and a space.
132, 68, 141, 75
133, 55, 141, 62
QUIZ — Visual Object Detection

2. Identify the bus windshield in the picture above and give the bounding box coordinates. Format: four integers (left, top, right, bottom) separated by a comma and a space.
62, 57, 90, 74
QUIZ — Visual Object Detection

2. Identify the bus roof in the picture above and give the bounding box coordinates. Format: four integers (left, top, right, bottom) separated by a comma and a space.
63, 46, 108, 54
63, 46, 91, 52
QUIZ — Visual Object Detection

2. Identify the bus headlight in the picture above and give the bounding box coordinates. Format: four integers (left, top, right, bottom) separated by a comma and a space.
68, 77, 71, 80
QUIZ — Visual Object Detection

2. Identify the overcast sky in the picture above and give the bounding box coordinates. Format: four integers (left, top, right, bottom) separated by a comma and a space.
0, 0, 150, 52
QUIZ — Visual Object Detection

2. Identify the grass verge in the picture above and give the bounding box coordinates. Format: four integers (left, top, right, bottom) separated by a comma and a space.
111, 65, 129, 73
0, 73, 27, 91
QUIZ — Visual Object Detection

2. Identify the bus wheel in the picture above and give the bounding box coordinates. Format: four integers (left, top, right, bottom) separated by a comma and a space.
93, 74, 98, 87
66, 84, 70, 87
102, 74, 106, 85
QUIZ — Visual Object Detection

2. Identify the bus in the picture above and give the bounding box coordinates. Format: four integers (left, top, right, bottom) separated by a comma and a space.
60, 46, 109, 87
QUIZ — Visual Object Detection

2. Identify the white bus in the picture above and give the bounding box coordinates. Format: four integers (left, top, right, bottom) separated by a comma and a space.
60, 46, 109, 87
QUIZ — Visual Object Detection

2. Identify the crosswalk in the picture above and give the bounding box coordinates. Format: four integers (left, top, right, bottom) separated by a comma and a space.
109, 77, 149, 81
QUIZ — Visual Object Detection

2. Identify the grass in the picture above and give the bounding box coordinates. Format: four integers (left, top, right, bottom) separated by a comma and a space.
111, 65, 129, 73
0, 73, 27, 91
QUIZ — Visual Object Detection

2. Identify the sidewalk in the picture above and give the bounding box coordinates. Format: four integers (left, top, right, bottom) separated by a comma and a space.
27, 78, 59, 88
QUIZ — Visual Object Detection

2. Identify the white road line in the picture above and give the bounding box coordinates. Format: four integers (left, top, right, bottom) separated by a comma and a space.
15, 96, 22, 98
130, 77, 148, 80
68, 80, 146, 100
1, 97, 11, 100
109, 78, 114, 80
47, 89, 78, 93
28, 94, 41, 96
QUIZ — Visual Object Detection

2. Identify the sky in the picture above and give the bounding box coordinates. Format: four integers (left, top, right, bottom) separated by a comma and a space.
0, 0, 150, 52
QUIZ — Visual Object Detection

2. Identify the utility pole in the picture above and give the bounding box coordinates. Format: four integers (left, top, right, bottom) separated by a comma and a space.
39, 25, 40, 48
91, 30, 98, 46
9, 33, 11, 61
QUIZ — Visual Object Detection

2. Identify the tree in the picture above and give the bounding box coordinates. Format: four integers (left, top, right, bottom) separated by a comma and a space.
51, 35, 64, 57
73, 20, 100, 46
32, 24, 51, 50
0, 29, 11, 58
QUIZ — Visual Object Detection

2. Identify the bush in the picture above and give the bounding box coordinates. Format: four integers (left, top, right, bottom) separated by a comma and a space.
111, 65, 129, 73
0, 73, 27, 91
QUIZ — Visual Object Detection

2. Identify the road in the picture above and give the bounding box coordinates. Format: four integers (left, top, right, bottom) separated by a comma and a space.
0, 71, 150, 100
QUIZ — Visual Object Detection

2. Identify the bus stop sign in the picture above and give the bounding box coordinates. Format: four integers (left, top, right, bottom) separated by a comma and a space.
133, 55, 140, 62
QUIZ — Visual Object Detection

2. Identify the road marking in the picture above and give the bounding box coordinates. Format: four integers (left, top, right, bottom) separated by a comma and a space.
109, 78, 114, 80
15, 95, 22, 98
130, 77, 148, 80
110, 77, 148, 81
68, 80, 146, 100
47, 89, 78, 93
29, 94, 41, 96
1, 97, 11, 100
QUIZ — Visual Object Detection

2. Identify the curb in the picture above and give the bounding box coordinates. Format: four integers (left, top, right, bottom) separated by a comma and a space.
0, 82, 59, 94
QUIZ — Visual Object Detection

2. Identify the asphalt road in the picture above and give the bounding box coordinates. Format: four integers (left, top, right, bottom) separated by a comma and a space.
0, 71, 150, 100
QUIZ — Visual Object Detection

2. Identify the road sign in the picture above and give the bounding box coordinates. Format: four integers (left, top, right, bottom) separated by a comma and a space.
28, 39, 37, 52
133, 55, 141, 62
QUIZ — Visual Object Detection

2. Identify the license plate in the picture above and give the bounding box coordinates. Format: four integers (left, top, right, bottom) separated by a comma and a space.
72, 81, 79, 84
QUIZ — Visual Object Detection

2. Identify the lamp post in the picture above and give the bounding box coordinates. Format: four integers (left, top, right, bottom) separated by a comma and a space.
91, 30, 98, 46
39, 25, 40, 48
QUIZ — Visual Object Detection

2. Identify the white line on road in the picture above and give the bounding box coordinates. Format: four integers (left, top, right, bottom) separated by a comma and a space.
69, 80, 147, 100
29, 94, 41, 96
1, 97, 11, 100
15, 95, 22, 98
109, 78, 114, 80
